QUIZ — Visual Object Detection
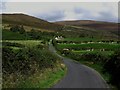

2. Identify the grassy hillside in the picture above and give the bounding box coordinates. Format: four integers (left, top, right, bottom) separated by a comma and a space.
55, 20, 119, 38
2, 14, 119, 39
2, 14, 63, 31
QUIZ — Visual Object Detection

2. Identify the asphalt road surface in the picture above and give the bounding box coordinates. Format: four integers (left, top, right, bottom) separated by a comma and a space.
49, 41, 109, 88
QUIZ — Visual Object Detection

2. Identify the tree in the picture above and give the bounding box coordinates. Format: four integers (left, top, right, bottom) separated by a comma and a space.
10, 25, 25, 34
10, 25, 20, 32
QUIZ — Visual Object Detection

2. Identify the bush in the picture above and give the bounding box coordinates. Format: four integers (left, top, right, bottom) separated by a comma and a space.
2, 46, 60, 78
61, 51, 108, 64
104, 50, 120, 88
80, 53, 108, 64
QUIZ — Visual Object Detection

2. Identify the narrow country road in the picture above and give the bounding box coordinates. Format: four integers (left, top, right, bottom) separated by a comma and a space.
49, 40, 109, 88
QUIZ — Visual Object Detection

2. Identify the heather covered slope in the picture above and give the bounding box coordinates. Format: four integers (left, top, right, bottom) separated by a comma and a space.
55, 20, 118, 31
2, 14, 63, 31
55, 20, 119, 39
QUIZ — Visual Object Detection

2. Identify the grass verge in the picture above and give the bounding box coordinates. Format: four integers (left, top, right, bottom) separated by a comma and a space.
17, 67, 67, 88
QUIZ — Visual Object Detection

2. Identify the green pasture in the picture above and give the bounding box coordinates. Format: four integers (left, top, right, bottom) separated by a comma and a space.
62, 37, 100, 42
2, 30, 31, 40
72, 50, 114, 55
57, 43, 120, 50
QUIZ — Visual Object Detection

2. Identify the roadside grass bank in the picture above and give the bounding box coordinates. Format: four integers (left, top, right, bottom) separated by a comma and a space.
17, 65, 67, 88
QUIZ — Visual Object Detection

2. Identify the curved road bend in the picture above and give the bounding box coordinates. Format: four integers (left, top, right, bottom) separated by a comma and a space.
49, 41, 109, 88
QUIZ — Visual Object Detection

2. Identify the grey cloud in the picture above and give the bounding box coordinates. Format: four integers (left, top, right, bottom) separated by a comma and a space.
97, 11, 118, 22
35, 10, 65, 22
74, 7, 90, 14
2, 2, 118, 23
74, 7, 96, 20
75, 7, 118, 23
1, 2, 6, 12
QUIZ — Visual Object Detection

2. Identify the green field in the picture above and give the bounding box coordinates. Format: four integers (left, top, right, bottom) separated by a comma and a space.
2, 30, 31, 40
57, 43, 120, 51
54, 37, 120, 56
72, 50, 114, 55
62, 37, 101, 42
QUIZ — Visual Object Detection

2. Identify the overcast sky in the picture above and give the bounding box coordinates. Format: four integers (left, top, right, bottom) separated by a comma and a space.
1, 2, 118, 22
